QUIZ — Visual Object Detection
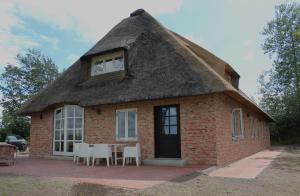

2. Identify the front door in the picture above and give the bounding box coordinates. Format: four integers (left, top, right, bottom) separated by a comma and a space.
154, 105, 181, 158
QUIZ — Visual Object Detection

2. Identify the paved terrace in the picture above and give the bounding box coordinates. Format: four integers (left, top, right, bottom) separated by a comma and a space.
0, 158, 206, 189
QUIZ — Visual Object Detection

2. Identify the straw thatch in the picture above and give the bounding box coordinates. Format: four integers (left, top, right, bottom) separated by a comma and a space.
17, 9, 272, 120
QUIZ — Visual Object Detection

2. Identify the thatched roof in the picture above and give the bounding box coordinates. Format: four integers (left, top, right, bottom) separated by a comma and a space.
17, 9, 272, 121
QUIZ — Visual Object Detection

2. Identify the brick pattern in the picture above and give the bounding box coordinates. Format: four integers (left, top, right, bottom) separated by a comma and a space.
215, 93, 270, 166
28, 93, 270, 166
84, 95, 216, 165
29, 109, 53, 157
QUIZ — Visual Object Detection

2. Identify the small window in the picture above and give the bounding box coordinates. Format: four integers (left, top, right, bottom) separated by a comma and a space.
116, 109, 137, 141
231, 108, 244, 139
91, 51, 124, 76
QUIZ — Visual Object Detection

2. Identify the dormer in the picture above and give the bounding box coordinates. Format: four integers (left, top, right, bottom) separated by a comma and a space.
80, 49, 127, 83
225, 64, 240, 89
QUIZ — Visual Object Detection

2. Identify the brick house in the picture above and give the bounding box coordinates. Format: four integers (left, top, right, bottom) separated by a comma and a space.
18, 9, 272, 166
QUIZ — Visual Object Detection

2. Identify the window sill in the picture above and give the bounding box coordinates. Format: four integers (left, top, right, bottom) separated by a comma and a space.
232, 136, 244, 140
116, 137, 138, 142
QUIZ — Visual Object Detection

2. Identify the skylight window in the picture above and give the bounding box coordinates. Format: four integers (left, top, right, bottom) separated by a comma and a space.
91, 51, 124, 76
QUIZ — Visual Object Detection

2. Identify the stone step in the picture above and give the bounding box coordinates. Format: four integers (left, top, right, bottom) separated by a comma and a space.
143, 158, 187, 166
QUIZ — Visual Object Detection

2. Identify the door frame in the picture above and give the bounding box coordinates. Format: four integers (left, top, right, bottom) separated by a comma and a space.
52, 105, 84, 156
154, 104, 181, 158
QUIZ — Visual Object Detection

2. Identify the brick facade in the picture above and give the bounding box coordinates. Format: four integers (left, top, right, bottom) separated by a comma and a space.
29, 93, 270, 166
29, 109, 54, 157
215, 93, 270, 165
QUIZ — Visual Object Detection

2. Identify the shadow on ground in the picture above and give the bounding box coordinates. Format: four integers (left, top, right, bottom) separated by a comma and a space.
70, 183, 129, 196
271, 146, 300, 172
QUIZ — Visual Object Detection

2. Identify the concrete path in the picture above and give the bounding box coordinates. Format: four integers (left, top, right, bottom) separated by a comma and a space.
209, 148, 283, 179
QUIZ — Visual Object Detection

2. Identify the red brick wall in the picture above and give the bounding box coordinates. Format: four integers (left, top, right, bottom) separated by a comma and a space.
29, 109, 53, 157
215, 93, 270, 166
28, 95, 217, 165
28, 93, 270, 166
84, 95, 217, 165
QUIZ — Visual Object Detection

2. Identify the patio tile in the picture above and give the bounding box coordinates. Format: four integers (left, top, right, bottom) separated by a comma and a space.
0, 158, 206, 189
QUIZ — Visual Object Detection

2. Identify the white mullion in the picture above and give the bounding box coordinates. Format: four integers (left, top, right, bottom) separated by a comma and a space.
125, 111, 128, 139
63, 106, 67, 153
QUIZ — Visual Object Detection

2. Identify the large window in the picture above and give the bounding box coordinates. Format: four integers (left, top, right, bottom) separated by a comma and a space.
91, 50, 124, 76
53, 105, 84, 155
231, 108, 244, 139
116, 109, 137, 141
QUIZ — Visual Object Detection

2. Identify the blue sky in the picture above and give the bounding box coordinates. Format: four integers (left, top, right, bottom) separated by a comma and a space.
0, 0, 297, 101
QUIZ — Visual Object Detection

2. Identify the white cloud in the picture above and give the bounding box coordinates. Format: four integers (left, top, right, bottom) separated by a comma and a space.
0, 0, 183, 66
40, 35, 59, 49
15, 0, 183, 42
0, 0, 39, 66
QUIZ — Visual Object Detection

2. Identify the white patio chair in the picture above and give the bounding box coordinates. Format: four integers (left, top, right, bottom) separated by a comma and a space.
91, 144, 112, 167
73, 143, 80, 163
123, 143, 141, 167
76, 143, 91, 166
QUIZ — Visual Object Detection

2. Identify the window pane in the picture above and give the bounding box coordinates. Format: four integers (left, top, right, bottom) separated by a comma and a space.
170, 117, 177, 125
92, 61, 105, 75
105, 59, 113, 73
54, 142, 60, 151
61, 131, 64, 141
61, 119, 64, 129
232, 113, 237, 137
75, 129, 82, 140
75, 118, 82, 128
67, 107, 75, 118
170, 107, 177, 116
67, 118, 74, 129
163, 116, 170, 125
55, 110, 62, 119
67, 142, 73, 152
170, 126, 177, 135
117, 112, 125, 138
67, 129, 73, 140
55, 131, 60, 140
113, 57, 123, 71
235, 111, 241, 136
55, 120, 61, 129
162, 107, 169, 116
60, 141, 64, 152
128, 111, 136, 137
75, 107, 83, 117
163, 126, 169, 135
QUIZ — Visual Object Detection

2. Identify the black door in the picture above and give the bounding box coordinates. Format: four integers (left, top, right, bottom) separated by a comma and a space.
154, 105, 181, 158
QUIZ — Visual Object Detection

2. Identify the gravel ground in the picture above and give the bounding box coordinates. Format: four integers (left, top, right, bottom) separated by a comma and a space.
0, 146, 299, 196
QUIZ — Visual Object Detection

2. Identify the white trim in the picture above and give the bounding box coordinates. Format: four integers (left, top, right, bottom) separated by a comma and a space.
53, 105, 84, 156
115, 108, 138, 142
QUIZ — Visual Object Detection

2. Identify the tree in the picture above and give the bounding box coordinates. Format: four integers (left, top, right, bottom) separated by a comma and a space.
259, 2, 300, 143
0, 49, 59, 138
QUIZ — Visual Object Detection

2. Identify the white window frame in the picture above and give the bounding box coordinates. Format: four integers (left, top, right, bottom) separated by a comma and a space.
231, 108, 244, 140
91, 50, 124, 76
53, 105, 84, 156
115, 108, 138, 142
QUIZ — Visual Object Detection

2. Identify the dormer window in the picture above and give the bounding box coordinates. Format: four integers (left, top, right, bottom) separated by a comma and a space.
91, 50, 124, 76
